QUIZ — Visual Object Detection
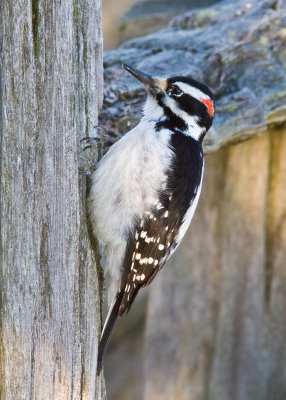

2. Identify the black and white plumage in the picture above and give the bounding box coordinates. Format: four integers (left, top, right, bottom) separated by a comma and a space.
89, 64, 214, 374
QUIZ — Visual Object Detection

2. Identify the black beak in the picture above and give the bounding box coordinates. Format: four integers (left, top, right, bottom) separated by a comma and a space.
123, 64, 155, 91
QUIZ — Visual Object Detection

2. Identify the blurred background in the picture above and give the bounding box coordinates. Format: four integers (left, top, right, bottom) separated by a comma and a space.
102, 0, 221, 50
100, 0, 286, 399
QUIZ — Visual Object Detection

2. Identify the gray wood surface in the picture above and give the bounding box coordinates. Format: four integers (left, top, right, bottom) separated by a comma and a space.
0, 0, 104, 398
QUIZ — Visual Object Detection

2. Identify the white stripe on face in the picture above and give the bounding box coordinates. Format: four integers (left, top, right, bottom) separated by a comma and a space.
176, 82, 209, 102
163, 96, 205, 140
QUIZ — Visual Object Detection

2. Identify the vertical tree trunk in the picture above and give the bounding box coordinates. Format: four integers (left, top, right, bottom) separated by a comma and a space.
0, 0, 104, 398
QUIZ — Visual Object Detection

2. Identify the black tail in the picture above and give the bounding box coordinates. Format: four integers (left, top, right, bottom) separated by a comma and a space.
97, 291, 124, 375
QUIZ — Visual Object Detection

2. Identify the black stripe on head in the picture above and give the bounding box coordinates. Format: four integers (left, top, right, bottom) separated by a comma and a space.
166, 77, 214, 132
177, 93, 213, 132
167, 76, 214, 100
155, 91, 188, 132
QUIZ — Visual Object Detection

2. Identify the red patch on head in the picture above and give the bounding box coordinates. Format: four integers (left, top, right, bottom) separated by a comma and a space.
201, 98, 214, 118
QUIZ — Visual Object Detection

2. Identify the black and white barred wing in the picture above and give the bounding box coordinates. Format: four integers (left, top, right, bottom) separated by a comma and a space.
97, 135, 204, 373
96, 198, 183, 374
119, 199, 184, 315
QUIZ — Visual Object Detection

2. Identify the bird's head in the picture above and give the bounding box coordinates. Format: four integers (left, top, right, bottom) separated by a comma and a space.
123, 63, 214, 141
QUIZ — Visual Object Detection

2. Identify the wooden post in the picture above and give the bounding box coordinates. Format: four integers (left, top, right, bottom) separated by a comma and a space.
0, 0, 104, 398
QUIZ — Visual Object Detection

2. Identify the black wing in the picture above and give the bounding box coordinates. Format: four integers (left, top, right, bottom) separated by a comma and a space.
119, 133, 204, 315
119, 198, 180, 314
97, 133, 204, 374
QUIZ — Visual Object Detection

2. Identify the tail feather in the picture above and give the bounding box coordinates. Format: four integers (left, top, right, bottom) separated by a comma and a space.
97, 291, 124, 375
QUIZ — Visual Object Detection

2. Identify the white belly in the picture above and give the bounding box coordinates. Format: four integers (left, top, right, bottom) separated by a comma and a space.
89, 122, 173, 278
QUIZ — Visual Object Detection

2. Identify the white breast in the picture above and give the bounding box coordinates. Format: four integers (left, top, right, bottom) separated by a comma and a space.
89, 121, 173, 278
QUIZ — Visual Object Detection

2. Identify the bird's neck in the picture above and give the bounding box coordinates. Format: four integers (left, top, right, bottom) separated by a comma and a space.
142, 96, 206, 141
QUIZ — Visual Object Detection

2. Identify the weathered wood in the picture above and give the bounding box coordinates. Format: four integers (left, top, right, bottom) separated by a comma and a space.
144, 126, 286, 400
0, 0, 104, 398
266, 127, 286, 400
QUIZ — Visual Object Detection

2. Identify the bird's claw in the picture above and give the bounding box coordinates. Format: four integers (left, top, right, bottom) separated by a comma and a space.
79, 127, 109, 175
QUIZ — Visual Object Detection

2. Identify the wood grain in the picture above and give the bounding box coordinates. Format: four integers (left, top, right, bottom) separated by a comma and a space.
0, 0, 104, 398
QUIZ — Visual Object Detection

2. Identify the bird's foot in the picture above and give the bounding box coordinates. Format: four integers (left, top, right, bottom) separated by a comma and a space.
79, 126, 109, 175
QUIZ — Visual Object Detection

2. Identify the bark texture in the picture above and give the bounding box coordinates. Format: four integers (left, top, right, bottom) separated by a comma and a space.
0, 0, 104, 399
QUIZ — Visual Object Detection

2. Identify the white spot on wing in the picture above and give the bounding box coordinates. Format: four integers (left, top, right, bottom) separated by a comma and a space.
158, 244, 164, 250
136, 273, 145, 281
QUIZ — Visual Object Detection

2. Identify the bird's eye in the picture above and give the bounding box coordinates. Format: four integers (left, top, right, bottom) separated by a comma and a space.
168, 85, 183, 97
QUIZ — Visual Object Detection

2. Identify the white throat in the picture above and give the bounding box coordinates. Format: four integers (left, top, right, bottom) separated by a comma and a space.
142, 96, 164, 122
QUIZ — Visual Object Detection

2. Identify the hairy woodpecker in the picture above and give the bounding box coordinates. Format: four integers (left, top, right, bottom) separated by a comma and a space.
89, 64, 214, 374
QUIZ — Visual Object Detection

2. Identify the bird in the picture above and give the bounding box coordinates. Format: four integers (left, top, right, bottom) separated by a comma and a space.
89, 64, 214, 375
